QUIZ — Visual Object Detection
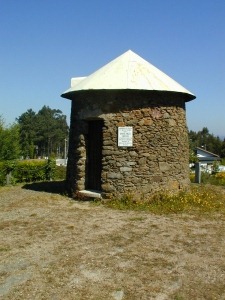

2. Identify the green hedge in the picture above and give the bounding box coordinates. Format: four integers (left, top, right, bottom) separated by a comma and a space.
54, 165, 67, 180
0, 159, 56, 185
0, 161, 6, 185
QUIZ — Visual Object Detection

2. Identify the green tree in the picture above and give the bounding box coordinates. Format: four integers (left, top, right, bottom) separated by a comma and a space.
17, 109, 36, 158
35, 106, 69, 157
0, 117, 21, 160
188, 127, 224, 159
221, 139, 225, 159
17, 106, 69, 158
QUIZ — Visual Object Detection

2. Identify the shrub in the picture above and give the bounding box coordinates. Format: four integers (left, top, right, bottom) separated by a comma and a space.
190, 173, 195, 183
0, 162, 6, 185
104, 185, 225, 214
200, 172, 211, 184
0, 161, 18, 185
0, 159, 56, 185
12, 160, 46, 182
190, 171, 225, 186
54, 166, 67, 180
214, 172, 225, 185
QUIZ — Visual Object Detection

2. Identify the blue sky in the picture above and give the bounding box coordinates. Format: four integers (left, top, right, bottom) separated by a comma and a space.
0, 0, 224, 137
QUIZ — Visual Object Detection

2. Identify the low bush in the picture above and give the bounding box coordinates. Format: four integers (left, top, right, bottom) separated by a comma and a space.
190, 171, 225, 186
214, 172, 225, 185
12, 160, 48, 182
104, 185, 225, 214
0, 159, 56, 185
54, 166, 67, 180
0, 162, 6, 185
190, 173, 195, 183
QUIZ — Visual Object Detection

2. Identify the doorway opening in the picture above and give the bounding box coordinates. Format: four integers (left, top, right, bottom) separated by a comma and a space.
86, 119, 103, 191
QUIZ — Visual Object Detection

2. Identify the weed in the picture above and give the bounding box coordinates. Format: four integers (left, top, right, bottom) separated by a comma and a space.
91, 199, 102, 206
190, 171, 225, 186
104, 185, 225, 214
0, 246, 10, 252
29, 213, 37, 217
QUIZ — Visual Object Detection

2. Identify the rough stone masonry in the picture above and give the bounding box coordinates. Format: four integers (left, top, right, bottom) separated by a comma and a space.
65, 90, 190, 198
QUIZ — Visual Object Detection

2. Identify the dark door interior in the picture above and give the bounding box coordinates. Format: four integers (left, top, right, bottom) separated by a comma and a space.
87, 120, 103, 190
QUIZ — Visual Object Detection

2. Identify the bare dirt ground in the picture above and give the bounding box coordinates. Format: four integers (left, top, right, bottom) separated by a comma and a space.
1, 184, 225, 300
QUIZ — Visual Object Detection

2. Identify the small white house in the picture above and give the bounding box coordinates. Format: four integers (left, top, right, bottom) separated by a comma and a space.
196, 147, 220, 173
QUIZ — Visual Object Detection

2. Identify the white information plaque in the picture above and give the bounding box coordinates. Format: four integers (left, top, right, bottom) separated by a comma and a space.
118, 127, 133, 147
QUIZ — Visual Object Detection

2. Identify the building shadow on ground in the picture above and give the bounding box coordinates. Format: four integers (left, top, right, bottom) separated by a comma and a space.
22, 180, 66, 195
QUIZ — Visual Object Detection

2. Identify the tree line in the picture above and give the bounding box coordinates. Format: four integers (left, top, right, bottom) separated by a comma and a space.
0, 106, 69, 161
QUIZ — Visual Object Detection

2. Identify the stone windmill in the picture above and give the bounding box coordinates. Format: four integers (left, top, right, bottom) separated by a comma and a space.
61, 50, 195, 198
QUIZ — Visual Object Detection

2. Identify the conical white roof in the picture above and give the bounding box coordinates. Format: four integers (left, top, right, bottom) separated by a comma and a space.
62, 50, 195, 100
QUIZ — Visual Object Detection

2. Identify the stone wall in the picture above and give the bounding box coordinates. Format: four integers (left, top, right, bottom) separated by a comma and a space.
66, 90, 190, 198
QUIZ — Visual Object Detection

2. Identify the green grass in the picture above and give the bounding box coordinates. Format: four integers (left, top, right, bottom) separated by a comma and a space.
103, 185, 225, 214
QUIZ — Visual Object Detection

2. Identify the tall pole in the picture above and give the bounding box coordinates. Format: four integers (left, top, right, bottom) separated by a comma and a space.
195, 162, 201, 184
64, 138, 67, 160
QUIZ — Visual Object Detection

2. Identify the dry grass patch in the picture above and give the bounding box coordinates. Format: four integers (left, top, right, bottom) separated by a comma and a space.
1, 185, 225, 299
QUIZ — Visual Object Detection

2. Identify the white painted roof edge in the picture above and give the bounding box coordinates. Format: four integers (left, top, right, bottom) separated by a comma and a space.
62, 50, 195, 98
71, 77, 86, 87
